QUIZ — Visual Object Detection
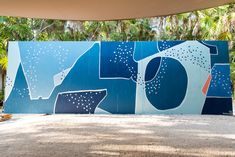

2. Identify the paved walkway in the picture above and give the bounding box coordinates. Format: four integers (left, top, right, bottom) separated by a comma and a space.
0, 114, 235, 157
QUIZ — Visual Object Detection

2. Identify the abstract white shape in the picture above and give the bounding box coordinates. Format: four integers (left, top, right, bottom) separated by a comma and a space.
135, 41, 211, 114
94, 107, 111, 114
53, 68, 71, 86
5, 42, 21, 101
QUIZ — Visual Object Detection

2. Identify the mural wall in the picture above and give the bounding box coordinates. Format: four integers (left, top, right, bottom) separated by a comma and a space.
4, 41, 233, 114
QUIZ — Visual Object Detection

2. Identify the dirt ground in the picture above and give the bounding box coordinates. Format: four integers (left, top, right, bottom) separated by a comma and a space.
0, 114, 235, 157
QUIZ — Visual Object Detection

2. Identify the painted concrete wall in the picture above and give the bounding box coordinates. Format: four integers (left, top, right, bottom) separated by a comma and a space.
3, 41, 233, 114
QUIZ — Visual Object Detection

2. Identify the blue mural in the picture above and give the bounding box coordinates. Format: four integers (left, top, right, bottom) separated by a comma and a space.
4, 41, 233, 115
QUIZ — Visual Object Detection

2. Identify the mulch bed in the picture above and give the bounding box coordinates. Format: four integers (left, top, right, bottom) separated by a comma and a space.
0, 114, 12, 122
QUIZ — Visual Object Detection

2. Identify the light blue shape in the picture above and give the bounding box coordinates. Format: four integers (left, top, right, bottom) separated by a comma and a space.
18, 41, 94, 99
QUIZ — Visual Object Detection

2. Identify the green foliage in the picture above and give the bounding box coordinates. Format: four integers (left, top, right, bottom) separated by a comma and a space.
230, 49, 235, 81
0, 37, 8, 72
0, 90, 4, 106
0, 56, 7, 71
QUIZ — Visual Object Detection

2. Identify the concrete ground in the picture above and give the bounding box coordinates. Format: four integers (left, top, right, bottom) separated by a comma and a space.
0, 114, 235, 157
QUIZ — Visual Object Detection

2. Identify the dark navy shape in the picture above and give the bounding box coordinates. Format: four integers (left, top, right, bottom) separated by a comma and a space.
145, 57, 188, 110
203, 41, 229, 67
199, 41, 218, 55
202, 98, 233, 115
100, 42, 138, 80
55, 90, 106, 114
145, 57, 161, 82
207, 64, 232, 97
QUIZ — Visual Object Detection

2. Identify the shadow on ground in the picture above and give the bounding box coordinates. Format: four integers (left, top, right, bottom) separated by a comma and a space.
0, 114, 235, 157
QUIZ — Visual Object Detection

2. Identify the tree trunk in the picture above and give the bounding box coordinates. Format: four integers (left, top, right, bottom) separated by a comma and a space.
233, 83, 235, 99
0, 70, 5, 106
